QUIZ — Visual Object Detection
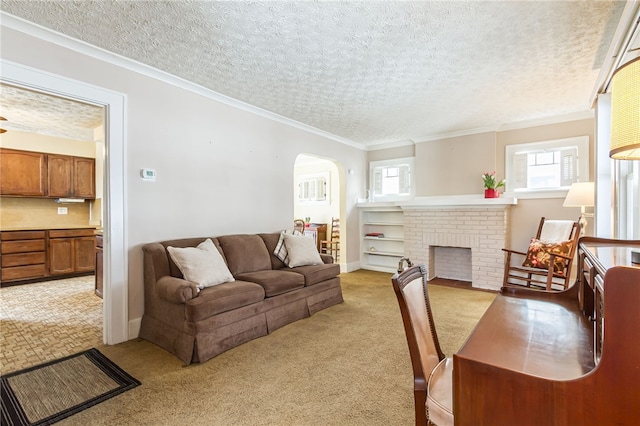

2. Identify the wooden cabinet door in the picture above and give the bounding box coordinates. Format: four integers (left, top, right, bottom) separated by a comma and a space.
49, 238, 74, 275
74, 237, 96, 272
73, 157, 96, 199
0, 148, 47, 196
47, 154, 73, 197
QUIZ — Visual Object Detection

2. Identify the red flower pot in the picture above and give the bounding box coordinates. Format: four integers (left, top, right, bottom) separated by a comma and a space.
484, 188, 500, 198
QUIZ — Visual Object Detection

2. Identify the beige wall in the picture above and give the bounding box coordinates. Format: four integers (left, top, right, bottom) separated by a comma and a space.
414, 132, 497, 196
371, 118, 595, 250
1, 24, 597, 330
0, 130, 96, 158
1, 26, 368, 325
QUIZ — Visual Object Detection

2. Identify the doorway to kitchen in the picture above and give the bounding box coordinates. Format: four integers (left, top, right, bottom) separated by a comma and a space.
1, 60, 128, 346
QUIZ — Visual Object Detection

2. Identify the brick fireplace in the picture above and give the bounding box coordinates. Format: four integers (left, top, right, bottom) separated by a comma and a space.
400, 197, 516, 291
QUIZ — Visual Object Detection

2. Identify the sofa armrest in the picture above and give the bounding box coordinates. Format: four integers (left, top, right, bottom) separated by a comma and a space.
320, 254, 334, 264
156, 276, 199, 303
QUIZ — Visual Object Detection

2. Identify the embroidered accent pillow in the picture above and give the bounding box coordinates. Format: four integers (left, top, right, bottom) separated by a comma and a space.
522, 238, 573, 276
167, 238, 234, 289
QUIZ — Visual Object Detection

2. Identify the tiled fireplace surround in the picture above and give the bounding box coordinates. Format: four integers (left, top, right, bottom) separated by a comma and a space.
402, 204, 512, 291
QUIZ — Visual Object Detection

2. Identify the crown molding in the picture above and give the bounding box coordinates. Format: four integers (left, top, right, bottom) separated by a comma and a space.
0, 12, 365, 151
414, 110, 594, 144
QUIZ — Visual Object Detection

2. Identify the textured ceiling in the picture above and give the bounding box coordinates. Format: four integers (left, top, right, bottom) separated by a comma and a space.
0, 84, 104, 141
0, 1, 629, 148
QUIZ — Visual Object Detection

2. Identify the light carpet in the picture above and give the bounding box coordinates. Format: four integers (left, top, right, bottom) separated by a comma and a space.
55, 269, 496, 425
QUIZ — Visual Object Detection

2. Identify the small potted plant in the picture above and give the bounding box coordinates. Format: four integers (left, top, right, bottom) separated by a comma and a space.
482, 171, 505, 198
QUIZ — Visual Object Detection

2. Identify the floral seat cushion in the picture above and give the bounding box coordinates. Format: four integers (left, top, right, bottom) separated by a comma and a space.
522, 238, 573, 276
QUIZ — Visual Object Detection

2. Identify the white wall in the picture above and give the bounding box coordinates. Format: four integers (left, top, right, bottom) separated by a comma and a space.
0, 26, 367, 324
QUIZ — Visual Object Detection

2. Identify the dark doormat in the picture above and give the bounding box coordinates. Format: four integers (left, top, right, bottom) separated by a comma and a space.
1, 348, 140, 426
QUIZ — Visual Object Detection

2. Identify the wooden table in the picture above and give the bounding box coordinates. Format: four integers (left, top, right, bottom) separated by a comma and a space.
453, 237, 640, 425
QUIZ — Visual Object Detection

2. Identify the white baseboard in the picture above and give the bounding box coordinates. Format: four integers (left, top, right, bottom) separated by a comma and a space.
128, 317, 141, 340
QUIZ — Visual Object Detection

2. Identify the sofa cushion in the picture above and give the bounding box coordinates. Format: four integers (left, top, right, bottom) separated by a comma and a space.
290, 263, 341, 286
282, 233, 324, 267
167, 239, 234, 289
259, 233, 288, 270
235, 270, 305, 297
185, 280, 265, 322
217, 234, 272, 275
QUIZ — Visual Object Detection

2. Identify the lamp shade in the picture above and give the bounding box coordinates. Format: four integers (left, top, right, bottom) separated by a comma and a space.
610, 57, 640, 160
563, 182, 595, 207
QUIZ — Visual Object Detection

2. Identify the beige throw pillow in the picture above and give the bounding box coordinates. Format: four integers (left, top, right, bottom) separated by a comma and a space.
274, 229, 303, 263
282, 233, 324, 268
167, 239, 235, 289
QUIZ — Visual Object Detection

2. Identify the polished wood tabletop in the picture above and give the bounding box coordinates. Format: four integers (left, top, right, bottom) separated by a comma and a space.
454, 285, 594, 380
453, 237, 640, 425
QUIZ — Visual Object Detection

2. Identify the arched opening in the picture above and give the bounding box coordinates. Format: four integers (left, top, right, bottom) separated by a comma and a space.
293, 154, 345, 270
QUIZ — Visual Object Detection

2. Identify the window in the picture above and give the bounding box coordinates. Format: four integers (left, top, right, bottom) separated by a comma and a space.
370, 157, 414, 200
505, 136, 589, 198
297, 173, 328, 204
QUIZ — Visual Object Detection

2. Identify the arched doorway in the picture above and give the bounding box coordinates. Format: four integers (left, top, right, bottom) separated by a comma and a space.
293, 154, 345, 269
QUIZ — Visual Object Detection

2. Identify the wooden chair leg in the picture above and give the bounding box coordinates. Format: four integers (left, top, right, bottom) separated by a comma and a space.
414, 388, 427, 426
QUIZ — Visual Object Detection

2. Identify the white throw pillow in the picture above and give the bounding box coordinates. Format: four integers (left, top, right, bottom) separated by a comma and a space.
167, 239, 235, 289
282, 233, 324, 268
274, 229, 303, 263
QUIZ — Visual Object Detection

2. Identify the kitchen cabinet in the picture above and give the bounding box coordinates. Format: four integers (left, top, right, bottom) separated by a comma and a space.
1, 228, 97, 285
0, 230, 47, 282
49, 229, 96, 275
0, 148, 95, 199
0, 148, 47, 196
95, 235, 103, 298
47, 154, 96, 199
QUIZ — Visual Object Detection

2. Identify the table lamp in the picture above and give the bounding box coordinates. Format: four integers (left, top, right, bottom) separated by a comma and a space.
563, 182, 595, 236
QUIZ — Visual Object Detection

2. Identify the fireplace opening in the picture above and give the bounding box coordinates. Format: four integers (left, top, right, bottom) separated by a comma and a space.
431, 246, 472, 282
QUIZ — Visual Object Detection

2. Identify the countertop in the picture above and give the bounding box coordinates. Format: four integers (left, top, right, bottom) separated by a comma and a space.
1, 226, 100, 232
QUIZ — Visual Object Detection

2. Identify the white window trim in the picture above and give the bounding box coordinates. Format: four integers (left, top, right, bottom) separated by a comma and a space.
296, 172, 329, 205
369, 157, 415, 201
504, 136, 589, 199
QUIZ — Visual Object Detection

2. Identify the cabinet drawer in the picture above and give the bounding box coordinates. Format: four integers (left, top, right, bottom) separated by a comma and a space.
1, 264, 47, 281
49, 229, 95, 238
1, 231, 46, 241
1, 252, 46, 267
1, 239, 46, 254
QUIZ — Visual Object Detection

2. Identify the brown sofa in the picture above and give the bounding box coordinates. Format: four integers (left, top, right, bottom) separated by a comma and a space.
140, 233, 343, 364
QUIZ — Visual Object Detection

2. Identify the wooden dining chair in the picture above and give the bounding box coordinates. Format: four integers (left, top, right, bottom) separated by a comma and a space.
392, 259, 453, 426
502, 217, 580, 291
293, 219, 305, 234
320, 217, 340, 262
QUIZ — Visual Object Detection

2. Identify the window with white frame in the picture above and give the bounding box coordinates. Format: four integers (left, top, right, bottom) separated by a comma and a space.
297, 172, 329, 204
505, 136, 589, 197
369, 157, 414, 200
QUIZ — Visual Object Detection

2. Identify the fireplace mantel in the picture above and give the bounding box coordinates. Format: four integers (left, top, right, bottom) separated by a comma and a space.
357, 194, 517, 209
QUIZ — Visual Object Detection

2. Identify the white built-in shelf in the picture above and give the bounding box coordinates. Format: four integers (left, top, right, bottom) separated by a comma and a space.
364, 236, 404, 242
363, 250, 404, 257
359, 206, 405, 273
